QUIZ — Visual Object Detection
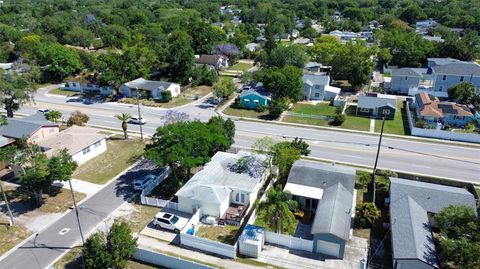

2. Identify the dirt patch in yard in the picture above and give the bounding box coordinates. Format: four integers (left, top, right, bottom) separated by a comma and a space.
0, 223, 30, 255
196, 224, 241, 245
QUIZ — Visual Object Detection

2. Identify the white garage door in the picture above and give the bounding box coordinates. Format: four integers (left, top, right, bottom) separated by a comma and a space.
316, 240, 340, 258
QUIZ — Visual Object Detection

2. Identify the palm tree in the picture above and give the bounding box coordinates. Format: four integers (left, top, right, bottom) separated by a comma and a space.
115, 113, 132, 139
259, 184, 297, 234
45, 110, 62, 123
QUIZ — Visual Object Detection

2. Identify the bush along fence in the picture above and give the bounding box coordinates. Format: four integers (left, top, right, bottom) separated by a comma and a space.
179, 210, 238, 259
406, 104, 480, 143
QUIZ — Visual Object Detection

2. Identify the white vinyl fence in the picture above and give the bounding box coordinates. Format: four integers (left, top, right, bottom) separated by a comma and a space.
140, 168, 173, 207
133, 247, 214, 269
406, 105, 480, 143
179, 209, 238, 259
141, 168, 171, 196
264, 231, 313, 252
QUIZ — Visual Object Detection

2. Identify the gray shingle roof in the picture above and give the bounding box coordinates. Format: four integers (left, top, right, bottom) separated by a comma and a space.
389, 178, 476, 268
427, 58, 461, 67
357, 93, 397, 109
287, 160, 355, 240
124, 78, 175, 91
0, 114, 58, 139
391, 68, 422, 77
303, 73, 329, 86
431, 62, 480, 76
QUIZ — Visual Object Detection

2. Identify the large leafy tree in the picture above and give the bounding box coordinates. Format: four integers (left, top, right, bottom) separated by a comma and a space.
0, 70, 36, 117
355, 202, 380, 228
434, 205, 480, 268
448, 82, 480, 110
260, 45, 309, 69
145, 117, 235, 185
83, 220, 137, 269
257, 184, 297, 234
166, 30, 195, 84
271, 141, 301, 178
256, 65, 303, 102
188, 21, 226, 54
213, 78, 236, 100
35, 43, 83, 80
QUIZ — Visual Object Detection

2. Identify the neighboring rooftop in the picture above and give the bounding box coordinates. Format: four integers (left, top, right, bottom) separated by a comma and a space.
431, 62, 480, 76
303, 73, 330, 86
175, 151, 268, 203
37, 126, 107, 157
389, 177, 476, 268
391, 67, 423, 77
286, 160, 355, 240
123, 78, 176, 91
195, 54, 227, 66
427, 57, 462, 67
0, 113, 58, 139
415, 92, 472, 118
357, 93, 397, 109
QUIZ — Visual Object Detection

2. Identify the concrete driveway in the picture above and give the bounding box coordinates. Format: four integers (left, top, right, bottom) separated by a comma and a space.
140, 223, 179, 244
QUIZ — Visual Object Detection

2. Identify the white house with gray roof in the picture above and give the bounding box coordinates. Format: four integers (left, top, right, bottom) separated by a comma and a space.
175, 151, 269, 225
303, 73, 341, 101
284, 160, 355, 258
389, 178, 476, 269
120, 78, 180, 100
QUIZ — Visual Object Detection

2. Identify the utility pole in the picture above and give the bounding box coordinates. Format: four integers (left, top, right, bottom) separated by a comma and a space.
0, 181, 14, 226
136, 87, 143, 141
372, 115, 386, 205
68, 179, 86, 269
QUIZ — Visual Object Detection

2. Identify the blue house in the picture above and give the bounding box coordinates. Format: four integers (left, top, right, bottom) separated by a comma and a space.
430, 62, 480, 93
303, 73, 340, 101
284, 160, 355, 259
239, 86, 271, 109
389, 68, 424, 94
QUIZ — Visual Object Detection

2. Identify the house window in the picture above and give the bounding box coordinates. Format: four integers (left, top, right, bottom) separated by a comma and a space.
360, 108, 370, 112
382, 110, 391, 115
439, 86, 443, 91
94, 141, 102, 148
404, 76, 408, 80
253, 100, 259, 103
442, 75, 447, 80
460, 76, 464, 82
235, 193, 246, 204
82, 147, 91, 155
31, 135, 39, 141
243, 99, 249, 103
72, 83, 76, 87
314, 93, 320, 98
315, 85, 321, 89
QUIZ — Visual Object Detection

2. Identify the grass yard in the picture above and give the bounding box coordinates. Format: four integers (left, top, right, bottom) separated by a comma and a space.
339, 106, 371, 131
5, 186, 85, 214
332, 80, 354, 91
219, 75, 234, 82
223, 105, 274, 120
48, 88, 77, 96
73, 138, 146, 184
289, 103, 337, 117
196, 225, 240, 245
228, 62, 253, 73
0, 223, 30, 255
120, 203, 159, 234
383, 73, 392, 78
375, 100, 409, 135
282, 115, 329, 126
119, 86, 211, 108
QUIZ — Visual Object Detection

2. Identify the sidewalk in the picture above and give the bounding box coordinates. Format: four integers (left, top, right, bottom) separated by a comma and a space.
53, 179, 104, 197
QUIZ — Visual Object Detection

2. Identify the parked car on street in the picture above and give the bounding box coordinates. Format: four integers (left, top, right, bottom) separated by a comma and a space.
153, 212, 188, 233
38, 108, 50, 113
133, 174, 156, 190
128, 116, 147, 125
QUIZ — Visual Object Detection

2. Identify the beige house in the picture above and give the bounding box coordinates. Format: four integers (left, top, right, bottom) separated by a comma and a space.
0, 113, 59, 143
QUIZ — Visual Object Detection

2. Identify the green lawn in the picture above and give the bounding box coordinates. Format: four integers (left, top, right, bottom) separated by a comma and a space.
0, 223, 30, 256
228, 62, 253, 73
383, 73, 392, 78
120, 86, 211, 108
339, 106, 371, 132
196, 225, 240, 245
375, 100, 409, 135
289, 103, 337, 116
282, 115, 329, 126
73, 138, 146, 184
223, 106, 274, 120
49, 88, 77, 96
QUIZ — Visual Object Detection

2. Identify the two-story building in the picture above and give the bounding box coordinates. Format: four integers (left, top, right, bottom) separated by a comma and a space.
120, 78, 180, 100
303, 73, 341, 101
389, 68, 424, 94
430, 62, 480, 93
414, 92, 473, 128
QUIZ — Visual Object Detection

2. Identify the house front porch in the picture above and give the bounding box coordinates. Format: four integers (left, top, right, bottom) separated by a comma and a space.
220, 203, 249, 226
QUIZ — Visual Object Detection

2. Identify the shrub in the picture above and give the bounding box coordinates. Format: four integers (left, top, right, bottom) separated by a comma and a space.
331, 113, 346, 125
268, 98, 289, 118
356, 171, 372, 189
355, 202, 380, 228
67, 110, 89, 126
256, 105, 267, 112
415, 120, 429, 128
161, 91, 172, 102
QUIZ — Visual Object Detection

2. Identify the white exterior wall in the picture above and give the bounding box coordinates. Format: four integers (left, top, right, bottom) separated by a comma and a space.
168, 84, 181, 98
177, 196, 229, 218
394, 259, 435, 269
72, 138, 107, 165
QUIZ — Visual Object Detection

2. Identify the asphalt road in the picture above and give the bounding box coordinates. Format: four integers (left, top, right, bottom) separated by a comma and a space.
0, 161, 157, 269
12, 88, 480, 183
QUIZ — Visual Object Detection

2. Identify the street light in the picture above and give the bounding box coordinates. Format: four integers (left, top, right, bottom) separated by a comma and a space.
135, 87, 144, 141
372, 115, 386, 205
